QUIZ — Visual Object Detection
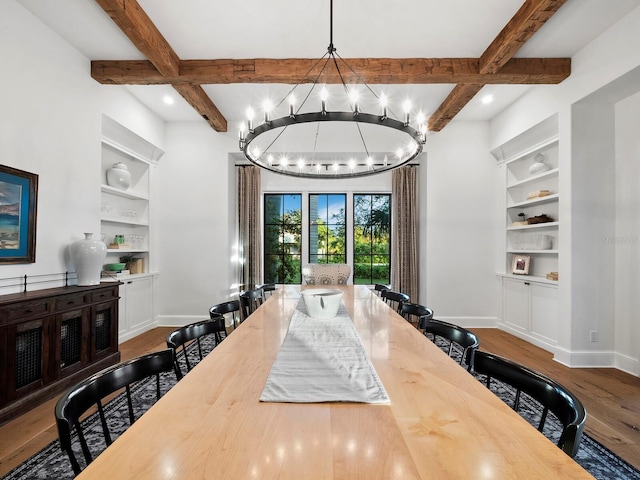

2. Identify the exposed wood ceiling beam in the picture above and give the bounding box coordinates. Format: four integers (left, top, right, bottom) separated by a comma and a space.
480, 0, 568, 74
428, 84, 484, 131
95, 0, 570, 134
94, 0, 179, 77
428, 0, 568, 131
91, 57, 570, 85
95, 0, 228, 131
172, 84, 227, 131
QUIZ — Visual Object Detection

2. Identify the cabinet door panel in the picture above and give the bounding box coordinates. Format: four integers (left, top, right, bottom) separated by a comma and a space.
530, 284, 558, 343
57, 308, 90, 378
93, 301, 118, 360
9, 318, 51, 400
503, 278, 529, 331
125, 277, 153, 335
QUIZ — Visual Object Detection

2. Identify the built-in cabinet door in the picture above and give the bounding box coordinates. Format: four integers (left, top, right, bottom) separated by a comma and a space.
530, 283, 559, 344
119, 276, 153, 342
502, 276, 559, 349
503, 277, 529, 331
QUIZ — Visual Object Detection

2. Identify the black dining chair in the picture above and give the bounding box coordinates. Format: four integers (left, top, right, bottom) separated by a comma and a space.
239, 288, 264, 320
399, 302, 434, 329
422, 319, 479, 370
209, 299, 241, 329
166, 317, 225, 376
381, 289, 410, 313
473, 350, 586, 458
257, 283, 277, 300
373, 283, 390, 296
55, 349, 180, 475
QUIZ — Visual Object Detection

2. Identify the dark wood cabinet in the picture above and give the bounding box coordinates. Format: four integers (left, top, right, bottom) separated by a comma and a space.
0, 284, 120, 425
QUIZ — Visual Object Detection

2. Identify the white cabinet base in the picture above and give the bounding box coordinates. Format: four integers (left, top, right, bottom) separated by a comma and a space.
118, 275, 156, 342
499, 276, 558, 354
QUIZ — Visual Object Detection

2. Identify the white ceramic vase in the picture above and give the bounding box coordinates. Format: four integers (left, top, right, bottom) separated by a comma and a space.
70, 233, 107, 286
528, 153, 551, 175
106, 162, 131, 190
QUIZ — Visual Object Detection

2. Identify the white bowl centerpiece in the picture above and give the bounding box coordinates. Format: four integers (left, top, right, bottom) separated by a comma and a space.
301, 288, 344, 319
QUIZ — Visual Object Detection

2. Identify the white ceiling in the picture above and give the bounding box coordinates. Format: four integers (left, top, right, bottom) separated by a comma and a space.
16, 0, 640, 130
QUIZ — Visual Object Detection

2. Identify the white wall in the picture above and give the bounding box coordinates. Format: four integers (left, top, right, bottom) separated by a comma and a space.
570, 101, 616, 355
614, 90, 640, 375
0, 1, 164, 293
422, 121, 501, 327
155, 123, 237, 326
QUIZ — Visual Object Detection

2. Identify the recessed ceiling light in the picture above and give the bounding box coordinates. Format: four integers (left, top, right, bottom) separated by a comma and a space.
163, 95, 175, 105
481, 94, 494, 105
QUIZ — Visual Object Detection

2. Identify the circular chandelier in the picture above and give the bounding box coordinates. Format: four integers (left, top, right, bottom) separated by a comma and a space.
238, 0, 427, 179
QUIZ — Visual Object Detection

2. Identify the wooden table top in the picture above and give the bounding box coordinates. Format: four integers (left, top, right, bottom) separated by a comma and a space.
77, 285, 592, 479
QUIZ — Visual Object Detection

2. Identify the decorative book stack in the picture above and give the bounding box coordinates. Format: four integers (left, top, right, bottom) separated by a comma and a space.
527, 189, 552, 199
546, 271, 559, 281
108, 243, 131, 249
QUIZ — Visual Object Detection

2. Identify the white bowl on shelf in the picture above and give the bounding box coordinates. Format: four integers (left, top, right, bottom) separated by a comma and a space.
301, 289, 344, 319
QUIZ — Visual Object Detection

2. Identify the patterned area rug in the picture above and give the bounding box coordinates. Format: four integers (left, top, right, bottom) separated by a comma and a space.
2, 333, 639, 480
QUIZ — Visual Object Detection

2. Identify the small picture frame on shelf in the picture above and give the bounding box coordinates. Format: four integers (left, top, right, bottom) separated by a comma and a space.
511, 255, 531, 275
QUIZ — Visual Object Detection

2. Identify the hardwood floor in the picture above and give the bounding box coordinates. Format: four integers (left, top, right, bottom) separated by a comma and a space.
0, 327, 638, 476
474, 328, 640, 471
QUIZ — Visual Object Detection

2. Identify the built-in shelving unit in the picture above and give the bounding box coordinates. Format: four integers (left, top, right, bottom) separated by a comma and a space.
100, 117, 162, 278
492, 114, 560, 354
500, 135, 559, 283
100, 115, 164, 342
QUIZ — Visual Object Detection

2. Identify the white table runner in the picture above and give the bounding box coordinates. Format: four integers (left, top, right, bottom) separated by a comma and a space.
260, 301, 389, 404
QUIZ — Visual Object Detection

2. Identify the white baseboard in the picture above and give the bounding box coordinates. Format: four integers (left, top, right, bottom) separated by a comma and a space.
497, 322, 558, 356
553, 346, 617, 368
119, 321, 156, 343
614, 352, 639, 376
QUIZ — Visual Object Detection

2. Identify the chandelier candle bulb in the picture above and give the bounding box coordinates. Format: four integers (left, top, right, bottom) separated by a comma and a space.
246, 107, 254, 132
321, 87, 328, 114
403, 100, 412, 126
263, 100, 272, 124
289, 94, 295, 117
350, 90, 359, 115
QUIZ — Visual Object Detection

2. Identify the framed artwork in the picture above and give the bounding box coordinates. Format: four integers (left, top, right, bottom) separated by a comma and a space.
0, 165, 38, 263
511, 254, 530, 275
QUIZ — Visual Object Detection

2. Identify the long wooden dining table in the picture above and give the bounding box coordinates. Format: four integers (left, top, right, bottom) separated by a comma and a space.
77, 285, 592, 479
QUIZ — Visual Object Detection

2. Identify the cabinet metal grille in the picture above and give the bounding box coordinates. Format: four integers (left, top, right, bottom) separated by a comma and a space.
95, 310, 111, 352
15, 327, 42, 389
61, 317, 81, 368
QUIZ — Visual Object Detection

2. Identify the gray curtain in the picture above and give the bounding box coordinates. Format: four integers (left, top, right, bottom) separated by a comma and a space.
391, 166, 419, 303
238, 166, 261, 290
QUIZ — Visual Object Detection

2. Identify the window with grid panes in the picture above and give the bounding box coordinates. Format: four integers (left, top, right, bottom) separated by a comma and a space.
309, 194, 346, 264
353, 194, 391, 284
263, 194, 302, 284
